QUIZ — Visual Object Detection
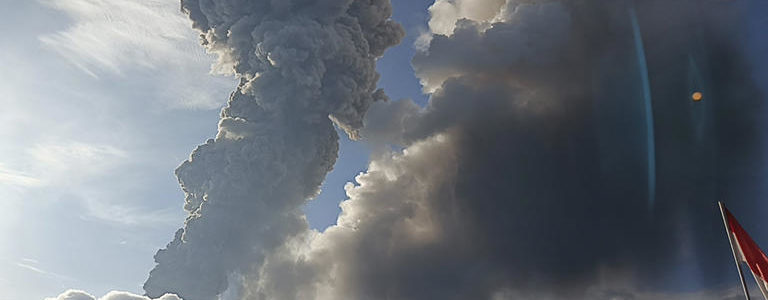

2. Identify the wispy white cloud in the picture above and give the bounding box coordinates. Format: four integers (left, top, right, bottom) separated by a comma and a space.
15, 261, 76, 283
38, 0, 199, 75
81, 197, 182, 227
0, 164, 42, 187
21, 258, 39, 264
37, 0, 234, 110
29, 141, 127, 175
16, 262, 49, 275
3, 141, 183, 227
0, 141, 129, 188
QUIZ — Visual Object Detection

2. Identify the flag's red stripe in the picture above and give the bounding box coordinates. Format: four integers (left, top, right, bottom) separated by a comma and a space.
726, 207, 768, 283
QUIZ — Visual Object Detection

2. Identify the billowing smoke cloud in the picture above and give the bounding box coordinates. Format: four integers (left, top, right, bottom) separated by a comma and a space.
427, 0, 508, 35
44, 0, 765, 299
142, 1, 403, 300
46, 290, 181, 300
233, 0, 767, 299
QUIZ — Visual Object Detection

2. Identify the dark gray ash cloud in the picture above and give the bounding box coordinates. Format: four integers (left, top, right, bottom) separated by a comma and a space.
142, 1, 403, 299
245, 0, 767, 299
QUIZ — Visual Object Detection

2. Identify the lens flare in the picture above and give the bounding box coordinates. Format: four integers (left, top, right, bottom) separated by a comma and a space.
692, 91, 703, 102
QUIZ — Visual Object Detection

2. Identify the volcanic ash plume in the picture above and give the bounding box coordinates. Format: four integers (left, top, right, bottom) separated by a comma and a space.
142, 1, 403, 299
244, 0, 768, 299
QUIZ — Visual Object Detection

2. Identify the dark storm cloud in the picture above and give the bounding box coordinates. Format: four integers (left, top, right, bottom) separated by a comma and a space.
246, 0, 767, 299
142, 1, 403, 300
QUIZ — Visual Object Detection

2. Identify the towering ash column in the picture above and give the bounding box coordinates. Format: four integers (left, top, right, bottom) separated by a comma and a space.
143, 1, 403, 299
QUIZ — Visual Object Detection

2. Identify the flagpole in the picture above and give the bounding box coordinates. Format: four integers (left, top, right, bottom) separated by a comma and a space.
720, 201, 752, 300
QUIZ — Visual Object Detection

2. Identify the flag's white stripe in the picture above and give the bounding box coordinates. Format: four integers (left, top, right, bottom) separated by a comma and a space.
730, 230, 768, 300
732, 231, 748, 262
720, 202, 751, 300
751, 261, 768, 300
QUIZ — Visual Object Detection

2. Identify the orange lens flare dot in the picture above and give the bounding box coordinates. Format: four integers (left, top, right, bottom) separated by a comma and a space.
692, 92, 703, 102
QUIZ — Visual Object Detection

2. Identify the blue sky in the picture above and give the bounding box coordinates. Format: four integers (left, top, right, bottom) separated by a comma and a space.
0, 0, 429, 298
304, 0, 433, 231
0, 1, 227, 297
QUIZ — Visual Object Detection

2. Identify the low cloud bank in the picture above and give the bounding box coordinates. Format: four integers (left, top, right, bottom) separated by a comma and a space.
46, 290, 180, 300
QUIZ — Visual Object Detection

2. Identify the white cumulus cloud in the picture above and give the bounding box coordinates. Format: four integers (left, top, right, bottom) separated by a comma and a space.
45, 290, 182, 300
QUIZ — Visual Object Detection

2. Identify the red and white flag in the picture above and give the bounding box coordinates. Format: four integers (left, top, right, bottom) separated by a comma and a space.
721, 202, 768, 299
